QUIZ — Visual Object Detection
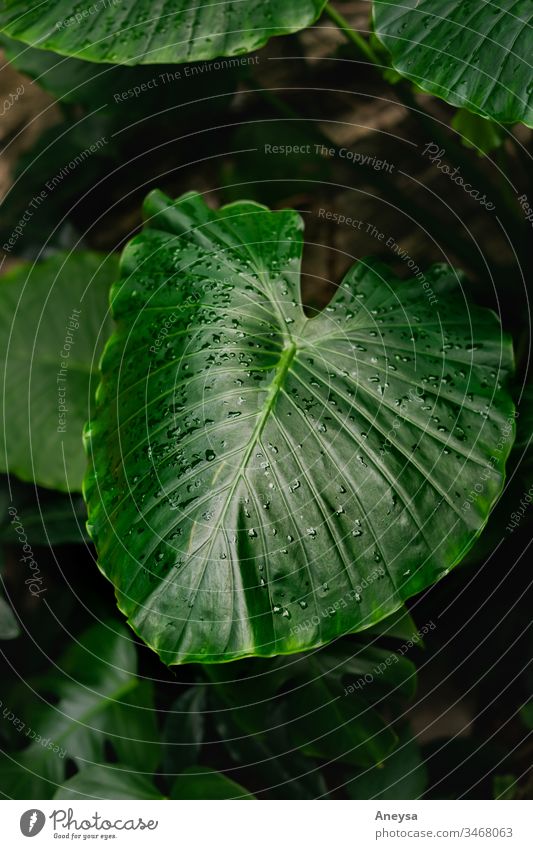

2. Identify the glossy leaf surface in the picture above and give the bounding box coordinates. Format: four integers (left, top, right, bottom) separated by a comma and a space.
84, 190, 514, 664
0, 1, 328, 66
373, 0, 533, 126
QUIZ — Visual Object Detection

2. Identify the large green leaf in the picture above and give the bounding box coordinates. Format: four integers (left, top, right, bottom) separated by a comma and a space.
0, 252, 117, 492
373, 0, 533, 127
0, 1, 328, 66
84, 190, 514, 665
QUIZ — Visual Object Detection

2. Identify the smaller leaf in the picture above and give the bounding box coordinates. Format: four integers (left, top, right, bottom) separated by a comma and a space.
170, 766, 254, 800
0, 621, 159, 799
0, 748, 63, 800
373, 0, 533, 127
0, 477, 88, 546
451, 109, 506, 157
213, 702, 327, 800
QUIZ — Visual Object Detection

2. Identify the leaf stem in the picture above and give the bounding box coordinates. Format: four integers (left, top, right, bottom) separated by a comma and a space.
324, 3, 381, 66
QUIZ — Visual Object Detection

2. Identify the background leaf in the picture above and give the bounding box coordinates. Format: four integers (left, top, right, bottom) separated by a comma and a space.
0, 1, 328, 66
170, 766, 254, 800
0, 252, 117, 491
54, 764, 164, 800
346, 726, 427, 799
373, 0, 533, 126
0, 620, 160, 798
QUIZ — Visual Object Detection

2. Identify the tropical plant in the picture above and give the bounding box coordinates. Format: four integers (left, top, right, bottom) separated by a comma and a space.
0, 0, 530, 802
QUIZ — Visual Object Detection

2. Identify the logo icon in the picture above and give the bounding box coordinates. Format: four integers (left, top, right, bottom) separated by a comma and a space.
20, 810, 46, 837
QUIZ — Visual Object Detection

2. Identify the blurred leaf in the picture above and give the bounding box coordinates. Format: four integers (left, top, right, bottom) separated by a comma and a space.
0, 252, 117, 492
451, 109, 506, 157
0, 34, 239, 127
0, 621, 160, 798
0, 590, 19, 639
0, 477, 88, 545
286, 672, 398, 768
54, 764, 164, 800
211, 689, 327, 799
0, 117, 116, 253
313, 644, 417, 703
163, 686, 207, 773
493, 774, 518, 800
0, 748, 63, 800
170, 766, 254, 800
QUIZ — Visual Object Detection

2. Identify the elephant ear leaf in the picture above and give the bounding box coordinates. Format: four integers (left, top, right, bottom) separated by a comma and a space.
373, 0, 533, 127
84, 190, 514, 665
0, 0, 328, 66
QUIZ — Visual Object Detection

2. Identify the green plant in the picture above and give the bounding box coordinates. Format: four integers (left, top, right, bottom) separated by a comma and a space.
83, 189, 513, 664
0, 0, 530, 803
